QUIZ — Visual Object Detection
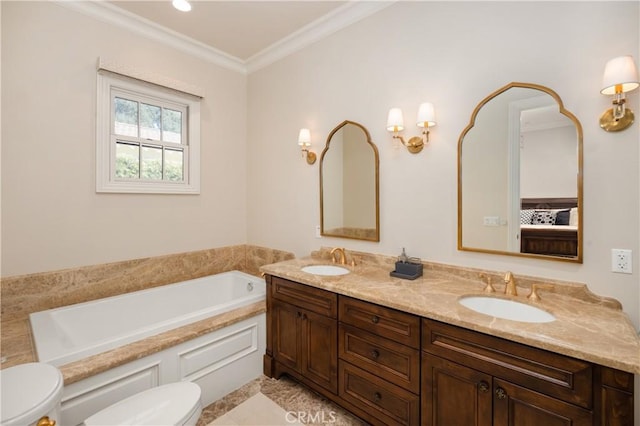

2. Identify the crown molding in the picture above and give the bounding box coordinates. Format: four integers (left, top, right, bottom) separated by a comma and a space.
56, 1, 395, 75
245, 1, 396, 73
57, 1, 246, 74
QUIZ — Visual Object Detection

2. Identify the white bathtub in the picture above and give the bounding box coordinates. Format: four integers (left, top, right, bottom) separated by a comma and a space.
30, 270, 265, 367
30, 270, 266, 425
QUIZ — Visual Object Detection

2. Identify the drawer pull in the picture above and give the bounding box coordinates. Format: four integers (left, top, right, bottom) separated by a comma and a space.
374, 391, 382, 401
495, 387, 507, 400
370, 349, 380, 359
478, 381, 489, 393
371, 315, 380, 324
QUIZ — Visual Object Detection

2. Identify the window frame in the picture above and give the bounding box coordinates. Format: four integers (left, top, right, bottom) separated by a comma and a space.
96, 72, 200, 194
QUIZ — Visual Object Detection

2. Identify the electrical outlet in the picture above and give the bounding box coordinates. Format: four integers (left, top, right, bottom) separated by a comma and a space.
315, 225, 321, 239
611, 249, 632, 274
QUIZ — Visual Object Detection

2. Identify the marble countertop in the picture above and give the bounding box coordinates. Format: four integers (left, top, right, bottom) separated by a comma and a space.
260, 255, 640, 375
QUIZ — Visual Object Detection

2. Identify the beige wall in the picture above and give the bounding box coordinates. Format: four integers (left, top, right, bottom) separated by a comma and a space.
2, 2, 638, 329
247, 1, 640, 330
1, 2, 248, 276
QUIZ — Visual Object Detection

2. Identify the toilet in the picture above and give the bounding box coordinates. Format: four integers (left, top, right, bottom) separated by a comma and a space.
0, 363, 203, 426
83, 381, 202, 426
0, 363, 63, 426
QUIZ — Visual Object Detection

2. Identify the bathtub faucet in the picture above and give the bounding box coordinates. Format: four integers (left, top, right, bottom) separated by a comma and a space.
330, 247, 347, 265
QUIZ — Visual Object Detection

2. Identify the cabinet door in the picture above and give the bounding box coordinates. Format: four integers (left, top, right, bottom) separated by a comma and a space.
301, 309, 338, 393
272, 300, 301, 372
422, 353, 492, 426
493, 379, 592, 426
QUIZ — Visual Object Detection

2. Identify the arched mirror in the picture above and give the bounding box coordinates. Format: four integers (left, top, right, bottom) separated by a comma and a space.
458, 82, 583, 262
320, 120, 379, 241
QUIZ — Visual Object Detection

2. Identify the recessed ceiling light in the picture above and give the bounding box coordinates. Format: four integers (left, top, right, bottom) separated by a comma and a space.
172, 0, 191, 12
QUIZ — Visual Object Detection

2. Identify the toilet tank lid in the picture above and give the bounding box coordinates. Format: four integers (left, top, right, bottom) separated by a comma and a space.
84, 382, 202, 426
0, 362, 64, 426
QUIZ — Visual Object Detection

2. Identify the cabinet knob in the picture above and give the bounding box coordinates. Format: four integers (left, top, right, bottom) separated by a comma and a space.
478, 381, 489, 393
297, 311, 302, 318
371, 315, 380, 324
370, 349, 380, 359
374, 392, 382, 401
495, 387, 507, 400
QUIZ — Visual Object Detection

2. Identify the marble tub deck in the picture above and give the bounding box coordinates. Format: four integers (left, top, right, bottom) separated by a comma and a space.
1, 302, 265, 383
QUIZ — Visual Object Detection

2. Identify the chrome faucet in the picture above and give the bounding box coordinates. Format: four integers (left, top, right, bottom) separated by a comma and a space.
330, 247, 347, 265
504, 271, 517, 296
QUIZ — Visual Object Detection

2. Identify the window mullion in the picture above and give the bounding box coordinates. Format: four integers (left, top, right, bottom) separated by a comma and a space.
137, 141, 142, 179
161, 147, 166, 181
160, 106, 164, 143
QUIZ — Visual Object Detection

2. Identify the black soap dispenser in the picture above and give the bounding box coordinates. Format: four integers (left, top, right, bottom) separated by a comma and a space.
390, 248, 423, 280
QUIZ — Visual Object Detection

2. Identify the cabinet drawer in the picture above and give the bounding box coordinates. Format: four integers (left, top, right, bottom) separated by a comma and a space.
339, 324, 420, 393
339, 361, 420, 426
422, 318, 593, 409
271, 276, 337, 318
339, 297, 420, 349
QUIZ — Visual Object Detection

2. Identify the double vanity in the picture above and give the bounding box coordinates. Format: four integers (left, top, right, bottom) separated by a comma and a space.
266, 82, 638, 424
261, 250, 639, 425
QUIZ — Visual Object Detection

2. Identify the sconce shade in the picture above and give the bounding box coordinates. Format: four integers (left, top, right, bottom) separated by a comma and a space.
172, 0, 192, 12
601, 55, 639, 95
386, 108, 404, 132
298, 128, 311, 147
416, 102, 436, 128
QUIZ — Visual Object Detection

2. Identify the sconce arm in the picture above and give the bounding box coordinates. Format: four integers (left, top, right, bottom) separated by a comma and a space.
393, 134, 424, 154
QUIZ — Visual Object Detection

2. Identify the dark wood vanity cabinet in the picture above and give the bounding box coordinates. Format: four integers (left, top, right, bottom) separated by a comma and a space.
421, 318, 634, 426
266, 276, 338, 393
264, 275, 635, 426
338, 296, 421, 425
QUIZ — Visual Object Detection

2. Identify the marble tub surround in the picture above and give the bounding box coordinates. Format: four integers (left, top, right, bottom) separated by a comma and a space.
1, 244, 292, 323
0, 244, 292, 369
59, 301, 265, 385
261, 249, 640, 375
2, 300, 263, 383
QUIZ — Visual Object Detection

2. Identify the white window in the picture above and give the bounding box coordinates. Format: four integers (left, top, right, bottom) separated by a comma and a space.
96, 72, 200, 194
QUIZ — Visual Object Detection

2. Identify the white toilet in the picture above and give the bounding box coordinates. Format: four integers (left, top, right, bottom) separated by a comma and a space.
83, 381, 202, 426
0, 362, 63, 426
1, 363, 203, 426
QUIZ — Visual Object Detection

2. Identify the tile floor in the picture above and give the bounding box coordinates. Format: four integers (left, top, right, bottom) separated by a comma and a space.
197, 375, 365, 426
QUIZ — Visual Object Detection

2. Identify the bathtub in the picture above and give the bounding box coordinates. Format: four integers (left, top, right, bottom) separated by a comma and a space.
30, 270, 265, 367
30, 270, 266, 425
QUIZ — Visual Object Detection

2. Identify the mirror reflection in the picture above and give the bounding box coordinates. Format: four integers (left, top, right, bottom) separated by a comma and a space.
321, 120, 379, 241
458, 82, 583, 262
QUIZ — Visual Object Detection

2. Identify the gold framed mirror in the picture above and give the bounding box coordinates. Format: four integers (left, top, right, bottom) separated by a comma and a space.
458, 82, 583, 262
320, 120, 380, 241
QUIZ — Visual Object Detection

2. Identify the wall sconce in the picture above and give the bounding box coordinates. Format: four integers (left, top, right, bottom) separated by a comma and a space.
298, 128, 316, 165
386, 102, 436, 153
600, 55, 639, 132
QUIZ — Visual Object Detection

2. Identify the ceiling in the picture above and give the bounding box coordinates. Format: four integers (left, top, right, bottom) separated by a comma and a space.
108, 1, 347, 61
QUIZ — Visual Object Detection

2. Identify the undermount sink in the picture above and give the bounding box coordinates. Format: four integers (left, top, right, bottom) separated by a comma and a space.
301, 265, 350, 276
459, 296, 556, 323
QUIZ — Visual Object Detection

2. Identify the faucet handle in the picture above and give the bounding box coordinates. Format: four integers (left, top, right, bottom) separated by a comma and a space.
479, 273, 496, 293
527, 283, 554, 302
